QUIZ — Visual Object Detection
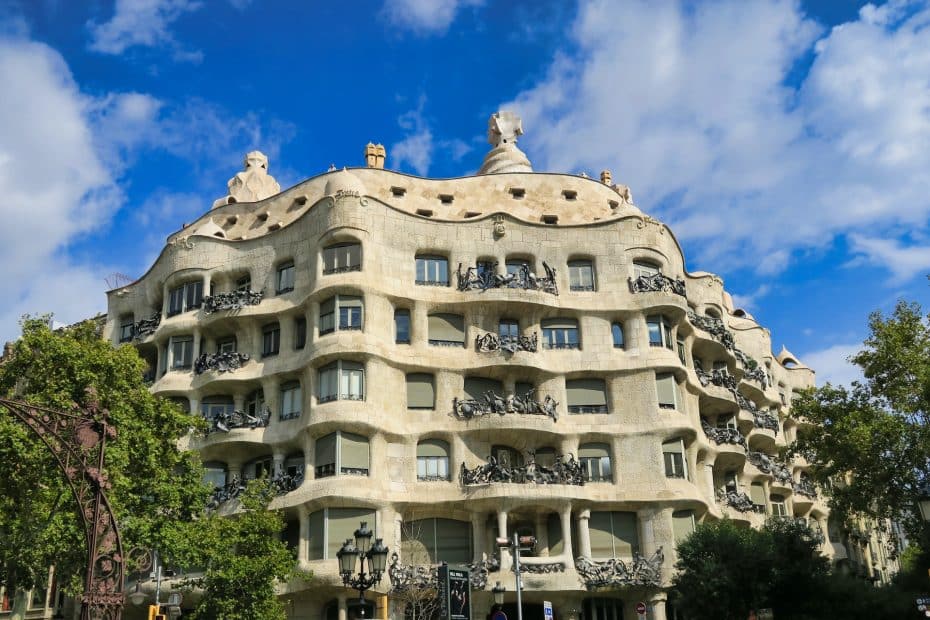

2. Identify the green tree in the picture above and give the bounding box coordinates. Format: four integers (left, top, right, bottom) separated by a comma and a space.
178, 480, 308, 620
791, 300, 930, 538
0, 317, 208, 609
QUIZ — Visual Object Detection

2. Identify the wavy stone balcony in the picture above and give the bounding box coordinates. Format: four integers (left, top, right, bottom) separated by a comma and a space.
202, 289, 264, 314
207, 469, 304, 509
688, 312, 767, 388
747, 451, 793, 486
194, 351, 250, 375
716, 489, 762, 513
701, 419, 747, 449
204, 408, 270, 433
459, 454, 584, 486
388, 553, 499, 592
475, 331, 538, 354
696, 368, 777, 431
132, 312, 161, 340
456, 261, 558, 295
453, 389, 558, 421
628, 273, 686, 297
574, 549, 665, 589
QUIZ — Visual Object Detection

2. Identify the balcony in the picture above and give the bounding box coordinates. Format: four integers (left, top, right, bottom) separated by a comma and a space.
697, 368, 773, 429
452, 389, 558, 421
574, 549, 665, 589
794, 478, 817, 499
628, 273, 686, 297
194, 351, 250, 375
205, 408, 270, 433
207, 469, 304, 509
388, 552, 499, 592
747, 451, 793, 485
701, 420, 746, 448
456, 261, 558, 295
322, 264, 361, 275
716, 489, 758, 513
475, 331, 538, 354
133, 312, 161, 339
202, 289, 263, 314
459, 453, 584, 486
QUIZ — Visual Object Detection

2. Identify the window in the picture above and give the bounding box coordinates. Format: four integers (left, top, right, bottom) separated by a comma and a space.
499, 319, 519, 345
262, 323, 280, 357
672, 510, 696, 542
579, 443, 612, 482
280, 381, 301, 420
318, 361, 364, 402
119, 316, 134, 343
314, 431, 370, 478
201, 395, 235, 421
505, 259, 530, 277
415, 255, 449, 286
589, 511, 639, 557
245, 456, 273, 480
542, 318, 580, 350
217, 337, 236, 354
677, 339, 686, 364
295, 317, 307, 349
276, 261, 295, 294
750, 482, 766, 512
320, 295, 363, 335
647, 315, 674, 349
566, 379, 608, 413
323, 243, 362, 274
534, 447, 557, 468
611, 322, 624, 349
722, 471, 739, 494
464, 376, 504, 401
716, 415, 737, 430
713, 360, 728, 372
428, 313, 465, 347
235, 274, 251, 291
202, 461, 227, 488
770, 494, 788, 517
568, 260, 596, 291
633, 260, 660, 279
170, 336, 194, 370
584, 599, 625, 620
167, 280, 203, 316
402, 518, 471, 564
245, 389, 265, 417
407, 374, 436, 409
663, 439, 687, 479
656, 373, 679, 410
491, 445, 523, 469
416, 439, 450, 480
308, 507, 377, 560
395, 309, 411, 344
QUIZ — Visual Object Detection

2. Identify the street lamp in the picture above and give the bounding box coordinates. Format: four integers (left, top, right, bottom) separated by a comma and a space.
497, 534, 535, 620
337, 521, 389, 619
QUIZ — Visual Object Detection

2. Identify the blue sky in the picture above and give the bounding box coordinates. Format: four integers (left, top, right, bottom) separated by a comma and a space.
2, 0, 930, 386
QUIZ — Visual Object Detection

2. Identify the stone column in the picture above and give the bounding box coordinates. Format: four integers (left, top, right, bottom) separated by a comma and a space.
273, 451, 285, 476
262, 376, 281, 422
298, 506, 309, 567
202, 273, 212, 299
162, 283, 170, 316
497, 510, 511, 570
535, 513, 549, 556
338, 596, 348, 620
649, 592, 668, 620
560, 505, 574, 560
304, 433, 316, 480
577, 508, 592, 558
191, 328, 202, 366
704, 458, 716, 503
624, 316, 640, 353
472, 513, 487, 563
412, 304, 427, 347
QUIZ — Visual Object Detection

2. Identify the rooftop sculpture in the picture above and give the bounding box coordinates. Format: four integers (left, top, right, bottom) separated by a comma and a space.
212, 150, 281, 208
478, 111, 533, 175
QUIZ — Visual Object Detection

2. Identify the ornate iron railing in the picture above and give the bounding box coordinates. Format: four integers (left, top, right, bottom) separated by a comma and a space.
453, 388, 558, 421
205, 408, 270, 433
456, 261, 558, 295
388, 553, 500, 592
202, 289, 264, 314
460, 453, 584, 486
207, 469, 304, 509
519, 562, 565, 574
322, 264, 362, 275
133, 312, 161, 339
716, 489, 756, 512
475, 331, 538, 354
194, 351, 250, 375
628, 273, 686, 297
794, 477, 817, 498
575, 548, 664, 589
700, 419, 746, 448
688, 311, 768, 387
747, 451, 793, 485
696, 368, 776, 430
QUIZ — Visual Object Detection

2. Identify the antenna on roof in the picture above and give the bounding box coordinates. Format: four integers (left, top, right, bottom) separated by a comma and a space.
105, 273, 134, 289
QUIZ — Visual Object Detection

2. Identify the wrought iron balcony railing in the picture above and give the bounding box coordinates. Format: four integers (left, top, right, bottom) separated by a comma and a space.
453, 388, 558, 421
567, 405, 608, 414
388, 553, 500, 592
475, 331, 538, 354
460, 453, 584, 486
428, 339, 465, 347
322, 264, 362, 275
794, 478, 817, 498
205, 407, 270, 433
202, 289, 264, 314
716, 489, 756, 512
415, 279, 449, 287
700, 419, 747, 448
696, 368, 776, 430
194, 351, 250, 375
315, 464, 369, 478
133, 312, 161, 340
543, 341, 581, 350
747, 451, 793, 485
689, 311, 769, 388
628, 273, 686, 297
575, 549, 665, 589
207, 469, 304, 509
456, 261, 558, 295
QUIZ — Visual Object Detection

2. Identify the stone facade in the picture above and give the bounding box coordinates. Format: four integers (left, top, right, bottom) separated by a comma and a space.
104, 115, 878, 620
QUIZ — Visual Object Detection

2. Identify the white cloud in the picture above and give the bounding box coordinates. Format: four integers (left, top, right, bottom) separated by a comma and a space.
730, 284, 771, 311
382, 0, 483, 34
847, 234, 930, 282
392, 99, 434, 175
505, 0, 930, 279
87, 0, 203, 60
801, 342, 863, 387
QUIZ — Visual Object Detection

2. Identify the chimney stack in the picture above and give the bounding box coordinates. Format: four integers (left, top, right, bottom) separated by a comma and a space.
600, 170, 612, 185
365, 143, 386, 169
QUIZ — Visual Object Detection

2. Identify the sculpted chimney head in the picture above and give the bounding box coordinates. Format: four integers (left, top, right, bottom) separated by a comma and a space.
244, 151, 269, 172
478, 111, 533, 175
487, 111, 524, 147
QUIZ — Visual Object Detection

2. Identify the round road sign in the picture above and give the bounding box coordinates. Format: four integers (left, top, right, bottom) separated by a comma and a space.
491, 611, 508, 620
636, 602, 647, 614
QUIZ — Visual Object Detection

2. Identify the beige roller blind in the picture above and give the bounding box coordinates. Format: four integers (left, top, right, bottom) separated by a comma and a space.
328, 507, 376, 559
662, 439, 683, 454
672, 510, 695, 543
407, 373, 436, 409
656, 373, 677, 407
547, 513, 564, 555
320, 297, 335, 314
417, 439, 448, 458
541, 318, 578, 330
611, 512, 639, 556
464, 377, 503, 401
428, 313, 465, 341
566, 379, 607, 407
315, 433, 337, 466
436, 518, 471, 564
345, 243, 361, 267
339, 295, 363, 308
579, 443, 610, 459
750, 482, 766, 505
588, 512, 615, 557
340, 432, 370, 470
308, 510, 324, 560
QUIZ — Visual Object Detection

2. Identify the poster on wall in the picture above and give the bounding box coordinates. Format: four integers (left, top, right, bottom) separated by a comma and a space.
438, 563, 471, 620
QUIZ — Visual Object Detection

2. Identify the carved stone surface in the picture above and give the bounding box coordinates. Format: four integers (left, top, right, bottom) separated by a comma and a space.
716, 489, 756, 512
574, 549, 664, 589
453, 388, 558, 421
213, 151, 281, 208
478, 111, 533, 175
388, 553, 499, 592
460, 453, 583, 486
132, 312, 161, 339
205, 407, 270, 433
475, 331, 538, 354
456, 261, 558, 295
194, 351, 250, 375
202, 289, 264, 313
747, 451, 793, 484
628, 273, 686, 297
700, 419, 746, 448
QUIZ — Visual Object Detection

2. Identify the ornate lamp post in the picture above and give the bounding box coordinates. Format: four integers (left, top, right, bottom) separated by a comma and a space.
336, 522, 389, 619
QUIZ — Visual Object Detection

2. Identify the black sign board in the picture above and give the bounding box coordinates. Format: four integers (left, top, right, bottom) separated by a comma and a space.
438, 563, 471, 620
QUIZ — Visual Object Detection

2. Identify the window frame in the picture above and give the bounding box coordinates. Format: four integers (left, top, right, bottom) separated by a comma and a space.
406, 373, 436, 410
295, 317, 307, 349
169, 335, 194, 370
318, 360, 365, 403
320, 295, 364, 335
579, 443, 612, 482
633, 260, 661, 279
262, 323, 281, 357
565, 378, 609, 414
611, 322, 624, 349
662, 438, 688, 479
314, 430, 370, 478
322, 242, 362, 274
656, 372, 680, 410
395, 308, 411, 344
646, 315, 674, 349
568, 259, 596, 292
541, 318, 581, 350
276, 261, 296, 294
167, 280, 203, 316
416, 439, 450, 481
280, 381, 302, 421
415, 254, 450, 287
118, 316, 134, 343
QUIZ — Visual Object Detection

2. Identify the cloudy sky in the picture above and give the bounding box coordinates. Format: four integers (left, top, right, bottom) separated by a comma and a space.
2, 0, 929, 385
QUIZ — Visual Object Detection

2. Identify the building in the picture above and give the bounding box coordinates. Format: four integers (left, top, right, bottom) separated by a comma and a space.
104, 112, 869, 619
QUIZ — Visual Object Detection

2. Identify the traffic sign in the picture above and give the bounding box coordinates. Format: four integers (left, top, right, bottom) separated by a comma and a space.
543, 601, 553, 620
491, 611, 507, 620
636, 602, 647, 614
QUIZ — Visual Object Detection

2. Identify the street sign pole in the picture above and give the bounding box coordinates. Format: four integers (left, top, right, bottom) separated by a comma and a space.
513, 533, 523, 620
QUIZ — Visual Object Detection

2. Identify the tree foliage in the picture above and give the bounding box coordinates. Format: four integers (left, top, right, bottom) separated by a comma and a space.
791, 300, 930, 538
0, 317, 209, 597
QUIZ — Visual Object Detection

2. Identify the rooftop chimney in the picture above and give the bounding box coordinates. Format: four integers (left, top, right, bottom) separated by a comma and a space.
365, 143, 386, 169
600, 170, 612, 185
